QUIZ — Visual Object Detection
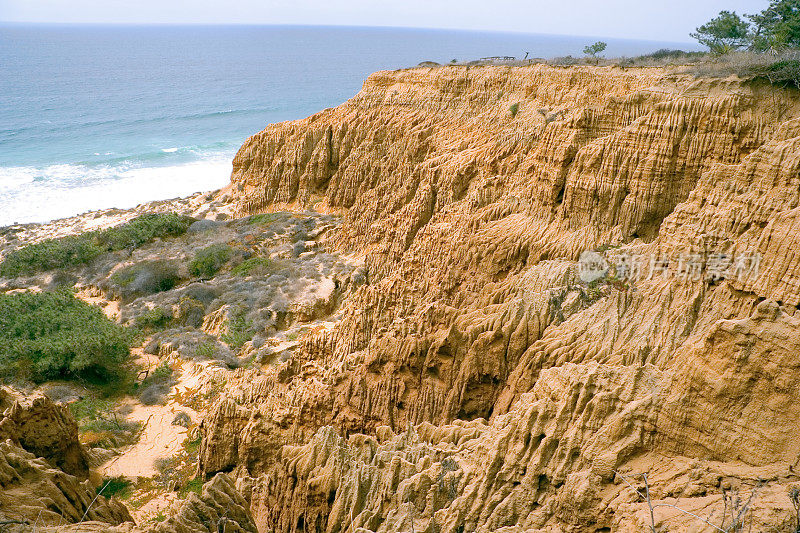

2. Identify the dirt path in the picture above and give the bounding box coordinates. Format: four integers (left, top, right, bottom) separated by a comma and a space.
99, 353, 201, 479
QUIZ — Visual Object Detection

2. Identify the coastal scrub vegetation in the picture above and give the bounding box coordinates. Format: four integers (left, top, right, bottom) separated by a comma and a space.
135, 360, 175, 405
448, 2, 800, 89
232, 256, 272, 276
685, 0, 800, 87
0, 212, 194, 277
693, 0, 800, 53
189, 243, 232, 278
69, 396, 142, 448
0, 289, 132, 384
221, 309, 255, 351
97, 476, 133, 498
109, 259, 181, 301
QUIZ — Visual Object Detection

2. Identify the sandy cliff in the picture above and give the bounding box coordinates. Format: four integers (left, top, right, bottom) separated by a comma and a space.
205, 64, 800, 531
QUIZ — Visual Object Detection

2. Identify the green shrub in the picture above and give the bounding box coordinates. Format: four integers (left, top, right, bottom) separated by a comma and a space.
95, 213, 194, 251
0, 290, 132, 384
135, 307, 173, 331
136, 361, 175, 405
221, 311, 254, 351
750, 58, 800, 88
176, 297, 205, 328
189, 244, 231, 279
98, 476, 133, 498
509, 102, 520, 117
0, 235, 102, 277
231, 256, 272, 276
247, 213, 279, 225
179, 477, 203, 498
110, 260, 181, 300
195, 342, 218, 359
0, 213, 194, 278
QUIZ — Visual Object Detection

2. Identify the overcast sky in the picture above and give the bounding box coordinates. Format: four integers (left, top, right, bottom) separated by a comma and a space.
0, 0, 770, 43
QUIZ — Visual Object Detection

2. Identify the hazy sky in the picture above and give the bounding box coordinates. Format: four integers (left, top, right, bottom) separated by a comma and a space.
0, 0, 770, 43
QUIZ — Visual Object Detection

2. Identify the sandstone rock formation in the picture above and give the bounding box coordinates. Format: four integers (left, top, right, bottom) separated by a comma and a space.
204, 64, 800, 531
0, 389, 130, 529
29, 473, 256, 533
0, 390, 90, 478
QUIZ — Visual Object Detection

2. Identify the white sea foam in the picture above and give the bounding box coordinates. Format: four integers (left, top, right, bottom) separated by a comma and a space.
161, 147, 178, 153
0, 154, 234, 226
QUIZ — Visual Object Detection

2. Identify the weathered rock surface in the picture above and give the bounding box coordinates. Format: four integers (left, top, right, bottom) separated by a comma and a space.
0, 390, 90, 479
202, 64, 800, 531
0, 390, 130, 529
25, 474, 255, 533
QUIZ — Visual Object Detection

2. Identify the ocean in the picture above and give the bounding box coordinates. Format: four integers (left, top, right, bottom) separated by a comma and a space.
0, 24, 697, 225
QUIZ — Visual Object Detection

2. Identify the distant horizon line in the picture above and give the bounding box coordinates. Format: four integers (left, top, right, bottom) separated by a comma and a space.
0, 21, 698, 46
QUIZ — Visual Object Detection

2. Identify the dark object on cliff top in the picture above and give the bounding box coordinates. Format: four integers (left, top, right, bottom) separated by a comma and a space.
0, 289, 131, 384
0, 212, 195, 278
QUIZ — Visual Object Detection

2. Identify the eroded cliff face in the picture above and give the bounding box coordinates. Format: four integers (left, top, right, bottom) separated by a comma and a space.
209, 65, 800, 531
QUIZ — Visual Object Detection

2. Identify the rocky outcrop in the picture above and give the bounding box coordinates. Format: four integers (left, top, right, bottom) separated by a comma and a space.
0, 439, 131, 528
207, 64, 800, 530
0, 390, 90, 479
27, 474, 255, 533
0, 390, 132, 531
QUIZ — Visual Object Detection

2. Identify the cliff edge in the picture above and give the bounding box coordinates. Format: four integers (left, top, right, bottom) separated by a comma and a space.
212, 64, 800, 531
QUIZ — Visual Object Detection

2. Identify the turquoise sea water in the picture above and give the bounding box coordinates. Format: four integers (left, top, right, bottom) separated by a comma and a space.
0, 24, 697, 225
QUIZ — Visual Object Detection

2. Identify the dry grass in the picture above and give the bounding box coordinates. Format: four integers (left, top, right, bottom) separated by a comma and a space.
414, 50, 800, 89
684, 50, 800, 87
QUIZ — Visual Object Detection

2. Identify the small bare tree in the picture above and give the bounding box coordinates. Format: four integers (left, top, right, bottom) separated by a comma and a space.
615, 470, 759, 533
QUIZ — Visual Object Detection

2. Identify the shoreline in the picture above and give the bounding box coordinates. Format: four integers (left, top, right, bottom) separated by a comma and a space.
0, 187, 234, 259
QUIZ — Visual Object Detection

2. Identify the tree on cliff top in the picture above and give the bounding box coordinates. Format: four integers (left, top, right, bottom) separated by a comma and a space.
583, 41, 607, 61
691, 10, 750, 53
748, 0, 800, 50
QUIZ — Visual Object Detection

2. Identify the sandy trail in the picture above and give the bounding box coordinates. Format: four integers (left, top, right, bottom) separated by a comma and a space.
100, 352, 200, 479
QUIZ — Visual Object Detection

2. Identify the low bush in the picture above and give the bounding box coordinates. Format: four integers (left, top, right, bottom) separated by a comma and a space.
179, 477, 203, 498
0, 213, 194, 278
231, 256, 272, 276
195, 341, 218, 359
95, 213, 194, 251
98, 476, 133, 498
221, 311, 254, 352
189, 244, 231, 278
68, 397, 141, 448
0, 290, 132, 384
639, 48, 705, 61
750, 58, 800, 88
135, 306, 174, 331
684, 50, 800, 88
0, 235, 103, 278
110, 260, 181, 301
247, 213, 279, 225
136, 361, 174, 405
175, 296, 206, 328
